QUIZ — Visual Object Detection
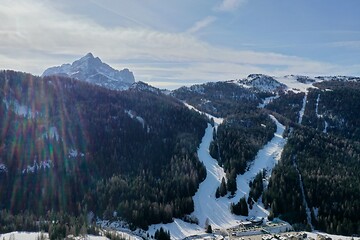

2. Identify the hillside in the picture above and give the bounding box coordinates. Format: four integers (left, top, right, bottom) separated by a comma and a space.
170, 75, 360, 236
0, 70, 208, 233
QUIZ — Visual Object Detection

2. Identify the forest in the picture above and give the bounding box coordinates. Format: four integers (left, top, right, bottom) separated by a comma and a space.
262, 81, 360, 235
0, 70, 208, 230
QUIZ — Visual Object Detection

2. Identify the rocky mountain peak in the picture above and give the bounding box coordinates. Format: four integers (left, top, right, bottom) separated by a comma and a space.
42, 53, 135, 91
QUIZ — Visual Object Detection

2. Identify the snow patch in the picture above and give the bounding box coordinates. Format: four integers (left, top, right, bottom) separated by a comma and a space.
0, 232, 109, 240
22, 159, 52, 174
237, 74, 287, 93
0, 232, 49, 240
305, 231, 357, 240
96, 220, 143, 240
0, 163, 7, 173
323, 121, 328, 133
298, 94, 307, 124
125, 110, 146, 129
315, 94, 321, 118
68, 148, 85, 158
3, 99, 38, 118
313, 207, 319, 221
183, 102, 224, 125
275, 76, 315, 93
258, 95, 280, 108
315, 94, 329, 134
42, 126, 60, 141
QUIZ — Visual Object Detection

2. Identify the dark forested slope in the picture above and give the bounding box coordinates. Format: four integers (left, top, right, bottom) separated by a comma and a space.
0, 70, 208, 229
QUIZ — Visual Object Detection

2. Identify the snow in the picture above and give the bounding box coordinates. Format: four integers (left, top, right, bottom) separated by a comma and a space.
3, 99, 38, 118
315, 94, 329, 134
274, 76, 315, 93
323, 121, 328, 133
42, 53, 134, 91
292, 157, 314, 231
0, 232, 110, 240
258, 95, 280, 108
305, 231, 358, 240
125, 110, 146, 129
0, 163, 7, 173
69, 148, 79, 157
0, 232, 49, 240
298, 94, 307, 124
233, 115, 286, 216
312, 207, 319, 221
96, 220, 143, 240
315, 94, 321, 118
183, 102, 223, 125
237, 74, 287, 93
22, 159, 52, 174
42, 126, 60, 141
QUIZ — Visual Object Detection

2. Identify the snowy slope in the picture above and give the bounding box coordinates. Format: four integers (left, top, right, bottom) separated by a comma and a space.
274, 75, 316, 93
232, 115, 286, 217
236, 74, 287, 93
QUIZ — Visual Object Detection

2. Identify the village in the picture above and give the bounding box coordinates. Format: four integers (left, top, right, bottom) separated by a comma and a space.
182, 218, 357, 240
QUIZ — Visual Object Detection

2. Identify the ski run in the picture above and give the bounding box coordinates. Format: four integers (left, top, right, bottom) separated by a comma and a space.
148, 104, 287, 239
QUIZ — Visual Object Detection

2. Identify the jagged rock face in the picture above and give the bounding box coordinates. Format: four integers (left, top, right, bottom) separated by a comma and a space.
42, 53, 135, 90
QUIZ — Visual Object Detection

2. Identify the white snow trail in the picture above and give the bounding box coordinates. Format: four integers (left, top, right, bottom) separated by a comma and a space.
298, 93, 307, 124
148, 104, 287, 239
293, 156, 314, 231
232, 115, 287, 218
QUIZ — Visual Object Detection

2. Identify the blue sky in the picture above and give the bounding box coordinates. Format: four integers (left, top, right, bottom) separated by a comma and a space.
0, 0, 359, 89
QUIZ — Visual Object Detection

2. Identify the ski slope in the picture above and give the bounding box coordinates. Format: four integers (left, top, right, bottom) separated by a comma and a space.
148, 104, 287, 239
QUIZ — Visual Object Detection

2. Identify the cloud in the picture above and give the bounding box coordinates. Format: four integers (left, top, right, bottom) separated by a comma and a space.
0, 0, 357, 89
186, 16, 217, 34
215, 0, 247, 12
327, 41, 360, 49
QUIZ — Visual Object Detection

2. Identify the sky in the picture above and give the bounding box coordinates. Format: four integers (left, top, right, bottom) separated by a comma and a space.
0, 0, 359, 89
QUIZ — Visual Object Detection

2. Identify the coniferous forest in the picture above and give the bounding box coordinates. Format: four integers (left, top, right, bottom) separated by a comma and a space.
0, 70, 207, 230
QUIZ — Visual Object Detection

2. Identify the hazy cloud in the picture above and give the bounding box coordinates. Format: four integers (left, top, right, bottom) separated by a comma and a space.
186, 16, 217, 34
215, 0, 247, 12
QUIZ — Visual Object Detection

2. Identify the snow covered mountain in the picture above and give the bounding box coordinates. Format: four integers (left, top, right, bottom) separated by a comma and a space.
237, 74, 360, 93
42, 53, 135, 90
236, 74, 287, 93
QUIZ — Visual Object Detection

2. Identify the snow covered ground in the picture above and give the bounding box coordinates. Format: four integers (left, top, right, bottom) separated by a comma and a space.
298, 94, 307, 124
3, 99, 38, 119
232, 115, 286, 216
148, 104, 287, 239
183, 102, 223, 125
305, 231, 359, 240
0, 232, 108, 240
258, 95, 280, 108
274, 76, 316, 93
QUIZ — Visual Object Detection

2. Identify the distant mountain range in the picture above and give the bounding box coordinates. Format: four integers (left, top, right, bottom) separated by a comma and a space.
42, 53, 135, 90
